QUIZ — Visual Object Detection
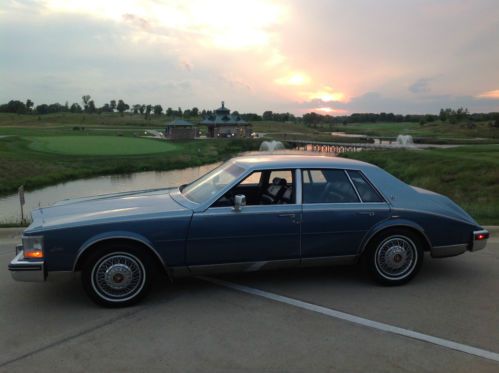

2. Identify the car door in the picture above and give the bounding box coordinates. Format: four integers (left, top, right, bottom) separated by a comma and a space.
300, 168, 390, 260
186, 169, 301, 271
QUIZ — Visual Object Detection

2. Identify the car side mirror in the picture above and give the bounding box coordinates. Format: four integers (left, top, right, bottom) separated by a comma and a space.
233, 194, 246, 212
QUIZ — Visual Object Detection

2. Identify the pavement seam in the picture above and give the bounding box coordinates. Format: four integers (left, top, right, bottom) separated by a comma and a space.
0, 307, 145, 369
200, 276, 499, 364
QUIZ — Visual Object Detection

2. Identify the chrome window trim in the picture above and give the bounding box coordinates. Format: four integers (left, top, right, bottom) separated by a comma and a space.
344, 170, 363, 202
295, 168, 302, 205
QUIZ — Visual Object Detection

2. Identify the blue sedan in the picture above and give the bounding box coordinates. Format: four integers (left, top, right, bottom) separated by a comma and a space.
9, 155, 489, 307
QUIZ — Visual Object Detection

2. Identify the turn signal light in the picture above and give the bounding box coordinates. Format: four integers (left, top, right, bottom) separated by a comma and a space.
24, 249, 44, 259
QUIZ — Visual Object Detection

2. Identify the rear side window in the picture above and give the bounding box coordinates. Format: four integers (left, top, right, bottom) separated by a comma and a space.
347, 170, 384, 202
302, 169, 359, 203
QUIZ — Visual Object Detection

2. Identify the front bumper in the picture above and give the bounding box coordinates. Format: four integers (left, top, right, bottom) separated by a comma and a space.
8, 250, 46, 282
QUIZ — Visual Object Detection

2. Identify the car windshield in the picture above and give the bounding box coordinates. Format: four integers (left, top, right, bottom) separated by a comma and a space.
181, 162, 246, 203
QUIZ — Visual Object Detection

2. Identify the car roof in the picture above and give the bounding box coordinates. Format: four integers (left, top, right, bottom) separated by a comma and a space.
232, 154, 375, 170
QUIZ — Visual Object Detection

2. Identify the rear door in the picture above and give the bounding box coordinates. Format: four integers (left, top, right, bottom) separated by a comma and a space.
300, 168, 390, 258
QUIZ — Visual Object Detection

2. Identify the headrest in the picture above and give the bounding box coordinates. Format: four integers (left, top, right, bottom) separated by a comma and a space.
272, 177, 287, 186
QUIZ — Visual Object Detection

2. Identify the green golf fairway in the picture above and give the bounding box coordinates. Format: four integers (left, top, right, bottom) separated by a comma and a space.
28, 136, 178, 155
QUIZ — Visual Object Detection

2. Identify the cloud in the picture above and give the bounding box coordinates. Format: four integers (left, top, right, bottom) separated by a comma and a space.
409, 78, 433, 94
477, 89, 499, 99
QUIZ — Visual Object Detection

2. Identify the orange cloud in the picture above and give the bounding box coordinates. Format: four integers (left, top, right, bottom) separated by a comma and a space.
477, 89, 499, 99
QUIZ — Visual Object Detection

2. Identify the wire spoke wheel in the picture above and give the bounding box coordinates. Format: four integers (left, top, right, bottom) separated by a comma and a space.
90, 252, 146, 303
374, 235, 418, 280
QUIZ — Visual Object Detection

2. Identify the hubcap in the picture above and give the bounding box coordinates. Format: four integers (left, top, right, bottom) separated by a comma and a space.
375, 236, 417, 280
91, 253, 145, 301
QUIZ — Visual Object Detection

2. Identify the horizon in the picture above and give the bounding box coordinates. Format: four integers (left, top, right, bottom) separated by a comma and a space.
1, 0, 499, 115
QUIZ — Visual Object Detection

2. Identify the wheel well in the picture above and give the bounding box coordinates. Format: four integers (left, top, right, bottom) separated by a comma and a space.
363, 226, 431, 254
74, 238, 168, 277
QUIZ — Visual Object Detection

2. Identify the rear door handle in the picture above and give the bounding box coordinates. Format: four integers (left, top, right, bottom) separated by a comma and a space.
278, 213, 296, 218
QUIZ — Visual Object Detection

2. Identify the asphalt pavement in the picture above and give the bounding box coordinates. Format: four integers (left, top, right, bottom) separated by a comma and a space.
0, 228, 498, 372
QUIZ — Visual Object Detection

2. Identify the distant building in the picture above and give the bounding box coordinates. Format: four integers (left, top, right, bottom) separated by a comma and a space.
200, 101, 251, 138
165, 118, 196, 139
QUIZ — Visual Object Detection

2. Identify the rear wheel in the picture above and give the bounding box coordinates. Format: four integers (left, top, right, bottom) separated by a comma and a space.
365, 229, 423, 285
81, 243, 152, 307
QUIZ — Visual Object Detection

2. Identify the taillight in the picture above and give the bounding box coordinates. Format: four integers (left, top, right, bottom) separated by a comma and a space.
474, 232, 489, 241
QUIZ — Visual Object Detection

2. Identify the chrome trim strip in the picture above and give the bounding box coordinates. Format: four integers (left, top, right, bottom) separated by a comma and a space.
9, 251, 46, 282
189, 259, 300, 275
431, 243, 467, 258
300, 255, 358, 266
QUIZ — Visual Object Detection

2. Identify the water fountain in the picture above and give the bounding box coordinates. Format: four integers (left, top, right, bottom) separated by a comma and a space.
259, 140, 285, 152
396, 134, 414, 147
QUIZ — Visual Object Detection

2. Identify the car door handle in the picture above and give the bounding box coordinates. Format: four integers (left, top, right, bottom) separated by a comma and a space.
357, 211, 376, 216
278, 213, 296, 218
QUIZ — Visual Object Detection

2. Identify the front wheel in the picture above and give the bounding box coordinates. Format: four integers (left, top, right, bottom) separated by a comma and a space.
81, 244, 152, 307
365, 229, 424, 286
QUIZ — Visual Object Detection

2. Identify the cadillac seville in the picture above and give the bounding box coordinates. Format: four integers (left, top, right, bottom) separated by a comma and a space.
9, 155, 489, 307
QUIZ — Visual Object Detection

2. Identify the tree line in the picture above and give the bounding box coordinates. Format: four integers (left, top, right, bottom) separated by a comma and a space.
1, 97, 498, 125
303, 109, 499, 126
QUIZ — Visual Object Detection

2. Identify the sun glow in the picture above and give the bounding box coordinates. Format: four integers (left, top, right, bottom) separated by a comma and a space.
275, 73, 310, 86
308, 87, 346, 102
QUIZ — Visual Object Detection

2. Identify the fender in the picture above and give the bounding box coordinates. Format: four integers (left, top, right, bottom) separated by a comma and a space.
358, 218, 433, 255
72, 230, 169, 276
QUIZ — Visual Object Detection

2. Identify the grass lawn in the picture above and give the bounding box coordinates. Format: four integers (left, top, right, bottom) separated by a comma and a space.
341, 145, 499, 224
28, 136, 179, 155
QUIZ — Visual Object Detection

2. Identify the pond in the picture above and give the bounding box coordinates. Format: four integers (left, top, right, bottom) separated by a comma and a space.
0, 163, 220, 223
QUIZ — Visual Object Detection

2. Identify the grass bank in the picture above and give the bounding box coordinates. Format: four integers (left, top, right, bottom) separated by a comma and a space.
341, 145, 499, 224
0, 136, 259, 196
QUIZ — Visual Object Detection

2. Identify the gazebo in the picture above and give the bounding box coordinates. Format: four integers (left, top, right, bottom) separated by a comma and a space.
165, 118, 196, 139
200, 101, 251, 138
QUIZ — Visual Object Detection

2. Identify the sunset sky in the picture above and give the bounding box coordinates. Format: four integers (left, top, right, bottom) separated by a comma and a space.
1, 0, 499, 115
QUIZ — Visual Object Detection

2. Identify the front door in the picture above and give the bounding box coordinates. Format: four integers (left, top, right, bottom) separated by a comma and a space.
186, 169, 301, 271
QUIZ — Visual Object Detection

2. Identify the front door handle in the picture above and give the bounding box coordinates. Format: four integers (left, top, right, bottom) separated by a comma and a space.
357, 211, 375, 216
278, 213, 301, 224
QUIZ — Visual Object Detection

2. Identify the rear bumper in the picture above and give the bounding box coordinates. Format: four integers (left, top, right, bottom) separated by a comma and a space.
8, 251, 46, 282
470, 229, 489, 252
431, 229, 489, 258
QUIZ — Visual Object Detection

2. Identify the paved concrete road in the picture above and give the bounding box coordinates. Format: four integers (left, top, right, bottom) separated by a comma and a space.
0, 230, 498, 372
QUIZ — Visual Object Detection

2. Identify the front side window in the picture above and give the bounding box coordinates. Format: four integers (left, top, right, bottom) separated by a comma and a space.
182, 162, 246, 203
302, 169, 359, 204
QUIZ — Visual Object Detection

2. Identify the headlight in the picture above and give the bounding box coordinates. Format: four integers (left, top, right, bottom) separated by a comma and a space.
22, 236, 44, 259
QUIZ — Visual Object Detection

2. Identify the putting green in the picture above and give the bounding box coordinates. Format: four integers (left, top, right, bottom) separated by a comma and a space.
28, 135, 178, 156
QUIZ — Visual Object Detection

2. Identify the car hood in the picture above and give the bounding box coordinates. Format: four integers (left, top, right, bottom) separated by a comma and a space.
26, 188, 190, 231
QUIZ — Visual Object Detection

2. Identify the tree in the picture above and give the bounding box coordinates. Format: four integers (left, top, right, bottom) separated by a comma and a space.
89, 100, 97, 113
132, 104, 141, 114
70, 103, 82, 113
166, 107, 173, 117
35, 104, 49, 115
145, 105, 152, 119
178, 107, 182, 117
191, 107, 199, 116
26, 99, 34, 113
153, 104, 163, 116
82, 95, 91, 112
262, 111, 273, 121
116, 99, 129, 116
139, 105, 145, 114
110, 100, 116, 112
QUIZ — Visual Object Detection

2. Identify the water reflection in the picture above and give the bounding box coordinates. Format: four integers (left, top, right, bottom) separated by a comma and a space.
0, 163, 220, 223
